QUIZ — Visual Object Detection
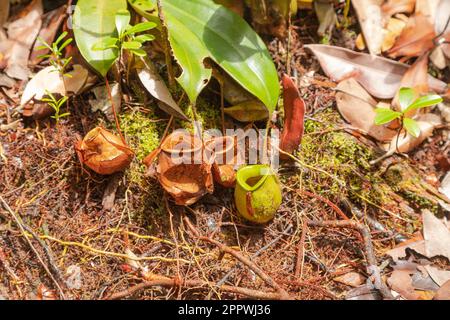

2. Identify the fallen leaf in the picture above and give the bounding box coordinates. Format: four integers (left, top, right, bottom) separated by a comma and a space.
388, 14, 436, 59
223, 100, 268, 122
136, 57, 188, 120
433, 280, 450, 300
89, 82, 121, 122
423, 209, 450, 260
334, 272, 366, 287
388, 270, 421, 300
30, 5, 67, 65
381, 0, 415, 17
280, 74, 305, 159
351, 0, 385, 55
2, 0, 43, 80
157, 131, 213, 205
75, 127, 134, 175
336, 78, 397, 141
439, 172, 450, 199
385, 113, 441, 153
381, 17, 406, 52
315, 0, 337, 37
415, 0, 441, 21
21, 64, 91, 106
355, 33, 366, 51
424, 265, 450, 287
304, 44, 447, 99
0, 0, 9, 27
65, 265, 82, 290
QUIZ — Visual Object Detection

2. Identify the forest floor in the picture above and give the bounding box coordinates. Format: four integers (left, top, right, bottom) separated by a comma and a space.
0, 3, 449, 300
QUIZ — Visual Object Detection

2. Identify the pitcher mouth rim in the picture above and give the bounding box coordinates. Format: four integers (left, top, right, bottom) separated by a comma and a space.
236, 164, 273, 192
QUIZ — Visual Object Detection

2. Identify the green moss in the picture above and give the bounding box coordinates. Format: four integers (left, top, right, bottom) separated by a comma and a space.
177, 97, 221, 132
119, 109, 162, 161
294, 113, 387, 205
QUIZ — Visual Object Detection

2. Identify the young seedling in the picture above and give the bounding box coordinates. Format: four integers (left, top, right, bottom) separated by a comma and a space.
37, 31, 73, 78
41, 91, 70, 125
92, 9, 156, 57
374, 87, 443, 139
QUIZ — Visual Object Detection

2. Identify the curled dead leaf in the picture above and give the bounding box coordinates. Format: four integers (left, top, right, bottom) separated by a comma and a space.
381, 0, 415, 17
388, 14, 436, 59
336, 78, 397, 142
36, 284, 57, 300
157, 132, 213, 205
305, 44, 447, 99
76, 127, 134, 175
280, 74, 305, 159
382, 17, 406, 52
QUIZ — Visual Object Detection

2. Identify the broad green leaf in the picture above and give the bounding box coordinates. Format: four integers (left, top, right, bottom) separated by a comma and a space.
122, 41, 142, 50
403, 118, 420, 137
398, 87, 415, 111
129, 0, 280, 113
92, 37, 119, 51
73, 0, 127, 76
124, 22, 158, 36
405, 94, 443, 113
374, 108, 402, 125
115, 9, 131, 37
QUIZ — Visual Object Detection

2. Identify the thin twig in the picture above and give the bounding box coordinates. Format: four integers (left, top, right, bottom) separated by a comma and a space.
0, 196, 66, 299
183, 216, 292, 300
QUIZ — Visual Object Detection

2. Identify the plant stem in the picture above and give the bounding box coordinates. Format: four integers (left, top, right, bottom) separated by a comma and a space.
105, 77, 126, 144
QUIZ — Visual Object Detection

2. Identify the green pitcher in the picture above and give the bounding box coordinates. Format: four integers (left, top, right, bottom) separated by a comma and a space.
234, 164, 282, 223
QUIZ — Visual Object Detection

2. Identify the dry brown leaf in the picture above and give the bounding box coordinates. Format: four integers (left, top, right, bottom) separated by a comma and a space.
388, 270, 421, 300
157, 132, 213, 205
315, 0, 337, 37
381, 17, 406, 52
136, 57, 188, 120
214, 0, 245, 16
415, 0, 440, 21
334, 272, 366, 287
305, 44, 447, 99
385, 113, 441, 153
351, 0, 385, 55
388, 14, 436, 58
21, 64, 90, 106
76, 127, 134, 175
30, 6, 67, 65
423, 209, 450, 260
381, 0, 415, 17
0, 0, 9, 27
2, 0, 43, 80
223, 100, 269, 122
336, 78, 397, 141
89, 82, 121, 122
433, 280, 450, 300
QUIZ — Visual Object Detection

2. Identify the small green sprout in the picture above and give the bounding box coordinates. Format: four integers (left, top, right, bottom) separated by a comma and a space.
92, 9, 156, 57
37, 31, 73, 77
41, 91, 70, 125
374, 87, 443, 138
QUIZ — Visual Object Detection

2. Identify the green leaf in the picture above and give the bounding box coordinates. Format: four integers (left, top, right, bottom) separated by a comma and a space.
129, 0, 280, 113
115, 9, 131, 37
122, 41, 142, 50
54, 31, 69, 47
405, 94, 443, 113
398, 87, 415, 111
374, 108, 402, 125
403, 118, 421, 138
73, 0, 127, 76
92, 37, 119, 51
134, 34, 155, 43
129, 48, 147, 56
124, 22, 157, 36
